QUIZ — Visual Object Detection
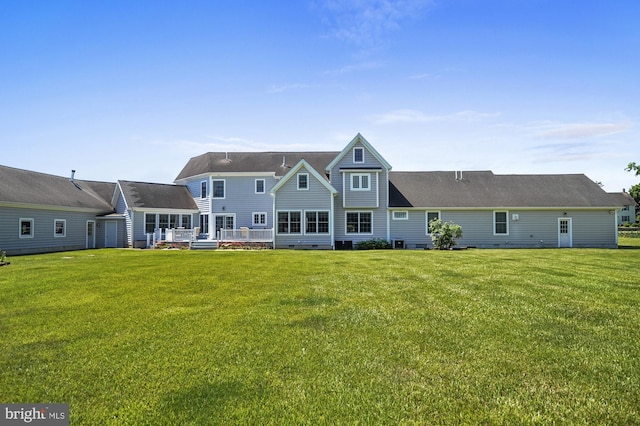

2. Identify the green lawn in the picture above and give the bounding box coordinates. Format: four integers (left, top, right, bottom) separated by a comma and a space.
1, 244, 639, 425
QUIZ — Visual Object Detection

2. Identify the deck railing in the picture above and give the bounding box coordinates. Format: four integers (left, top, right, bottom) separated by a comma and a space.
218, 228, 274, 242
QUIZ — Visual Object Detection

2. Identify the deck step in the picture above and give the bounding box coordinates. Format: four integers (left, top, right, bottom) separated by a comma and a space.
190, 241, 219, 250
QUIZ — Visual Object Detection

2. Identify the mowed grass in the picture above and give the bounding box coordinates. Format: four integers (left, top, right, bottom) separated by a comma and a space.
1, 243, 639, 425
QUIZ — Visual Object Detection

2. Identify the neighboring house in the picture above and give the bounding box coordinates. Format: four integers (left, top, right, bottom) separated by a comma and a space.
0, 134, 628, 254
610, 191, 638, 224
115, 180, 199, 248
0, 165, 123, 255
176, 134, 623, 249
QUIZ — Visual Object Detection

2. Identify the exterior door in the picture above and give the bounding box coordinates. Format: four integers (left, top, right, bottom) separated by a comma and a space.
105, 221, 117, 248
86, 221, 96, 249
558, 218, 572, 248
214, 214, 235, 237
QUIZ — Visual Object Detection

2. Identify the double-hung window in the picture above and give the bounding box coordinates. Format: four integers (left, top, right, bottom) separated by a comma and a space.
426, 211, 440, 234
200, 180, 207, 198
19, 218, 34, 238
213, 180, 225, 198
351, 173, 370, 191
494, 211, 509, 235
297, 174, 308, 190
54, 219, 66, 237
278, 211, 301, 234
353, 147, 364, 163
255, 179, 265, 194
306, 211, 329, 234
346, 212, 372, 234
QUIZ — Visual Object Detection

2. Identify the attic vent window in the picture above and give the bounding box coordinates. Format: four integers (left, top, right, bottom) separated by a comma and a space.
353, 147, 364, 163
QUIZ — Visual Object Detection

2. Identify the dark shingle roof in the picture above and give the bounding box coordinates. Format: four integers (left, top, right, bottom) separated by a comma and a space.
175, 151, 340, 181
609, 192, 637, 207
0, 165, 115, 211
389, 171, 618, 208
118, 181, 198, 210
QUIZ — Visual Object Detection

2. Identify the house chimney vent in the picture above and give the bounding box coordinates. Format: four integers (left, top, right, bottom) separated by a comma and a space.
70, 170, 76, 182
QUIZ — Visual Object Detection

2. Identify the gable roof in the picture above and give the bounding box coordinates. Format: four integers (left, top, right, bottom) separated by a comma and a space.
118, 180, 199, 210
175, 151, 339, 181
0, 165, 115, 211
326, 133, 392, 172
269, 159, 338, 195
389, 171, 618, 208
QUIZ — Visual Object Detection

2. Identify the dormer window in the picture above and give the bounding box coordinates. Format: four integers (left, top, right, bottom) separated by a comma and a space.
353, 147, 364, 163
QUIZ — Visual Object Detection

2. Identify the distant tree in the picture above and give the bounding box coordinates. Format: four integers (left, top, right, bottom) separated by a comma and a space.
428, 219, 462, 250
626, 163, 640, 205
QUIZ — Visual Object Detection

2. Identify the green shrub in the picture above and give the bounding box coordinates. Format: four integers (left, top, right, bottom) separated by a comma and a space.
355, 238, 392, 250
429, 218, 463, 249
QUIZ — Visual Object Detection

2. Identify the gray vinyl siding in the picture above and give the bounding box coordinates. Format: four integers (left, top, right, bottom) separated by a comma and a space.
274, 166, 333, 248
330, 143, 389, 244
211, 176, 276, 229
186, 179, 211, 213
388, 209, 618, 249
0, 206, 98, 255
114, 192, 133, 247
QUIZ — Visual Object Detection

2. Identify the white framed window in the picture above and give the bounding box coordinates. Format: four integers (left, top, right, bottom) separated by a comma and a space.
494, 211, 509, 235
19, 218, 34, 238
277, 211, 302, 234
351, 173, 370, 191
213, 180, 225, 198
54, 219, 66, 237
393, 211, 408, 220
353, 147, 364, 163
181, 214, 191, 229
255, 179, 265, 194
426, 211, 441, 234
305, 211, 329, 234
200, 180, 207, 198
297, 173, 309, 190
346, 211, 372, 234
200, 214, 209, 234
253, 212, 267, 226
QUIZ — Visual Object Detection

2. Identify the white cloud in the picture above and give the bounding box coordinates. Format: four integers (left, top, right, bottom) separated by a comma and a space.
371, 109, 501, 125
535, 122, 633, 140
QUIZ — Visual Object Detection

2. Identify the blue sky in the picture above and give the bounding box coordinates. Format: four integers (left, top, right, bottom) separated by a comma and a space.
1, 0, 639, 192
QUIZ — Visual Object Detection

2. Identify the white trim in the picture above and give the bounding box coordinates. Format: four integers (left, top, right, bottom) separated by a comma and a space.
558, 217, 573, 248
326, 133, 392, 171
297, 173, 309, 190
252, 212, 267, 226
493, 210, 509, 235
350, 173, 371, 191
200, 180, 208, 198
353, 147, 365, 163
276, 210, 303, 235
255, 179, 266, 194
269, 160, 337, 195
425, 211, 441, 234
345, 211, 374, 235
19, 218, 34, 239
54, 219, 66, 238
86, 220, 96, 249
393, 211, 408, 220
212, 179, 226, 199
303, 210, 330, 235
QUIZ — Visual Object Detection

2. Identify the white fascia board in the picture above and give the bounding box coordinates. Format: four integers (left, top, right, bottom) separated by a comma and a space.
0, 201, 108, 213
270, 159, 337, 195
130, 207, 200, 214
326, 133, 392, 172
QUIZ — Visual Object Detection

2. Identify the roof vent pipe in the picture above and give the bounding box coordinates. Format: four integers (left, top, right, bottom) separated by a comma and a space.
70, 170, 76, 182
